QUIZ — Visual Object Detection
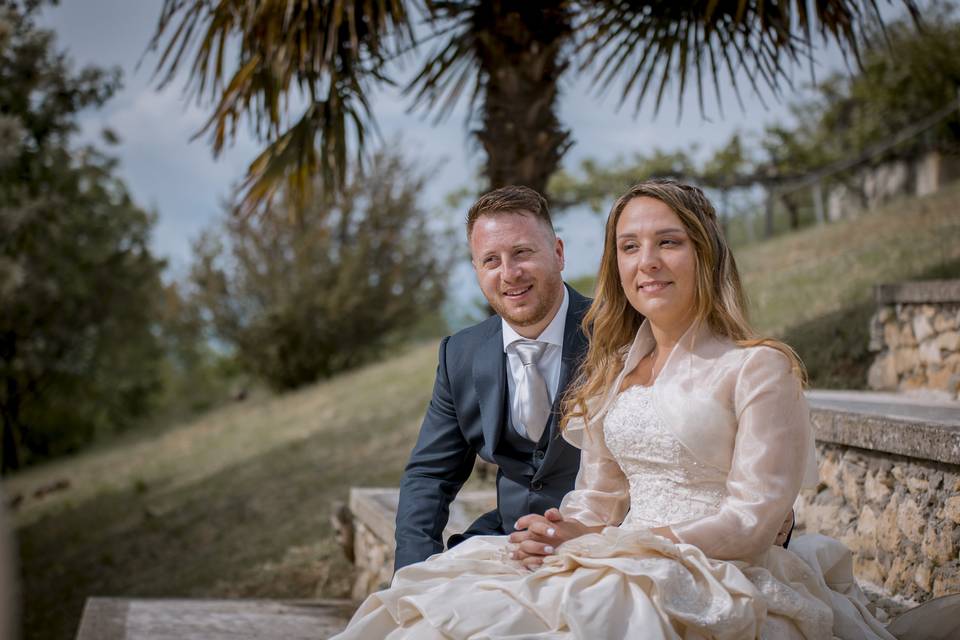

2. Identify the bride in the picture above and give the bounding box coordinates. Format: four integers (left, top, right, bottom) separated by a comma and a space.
333, 179, 893, 639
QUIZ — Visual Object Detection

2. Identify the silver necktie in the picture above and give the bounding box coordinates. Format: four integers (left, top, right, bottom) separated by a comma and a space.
512, 340, 551, 442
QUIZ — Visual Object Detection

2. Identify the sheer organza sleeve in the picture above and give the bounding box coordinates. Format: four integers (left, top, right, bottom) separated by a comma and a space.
670, 347, 812, 560
559, 421, 630, 527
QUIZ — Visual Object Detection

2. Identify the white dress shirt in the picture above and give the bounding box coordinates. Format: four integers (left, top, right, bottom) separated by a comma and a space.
502, 286, 569, 438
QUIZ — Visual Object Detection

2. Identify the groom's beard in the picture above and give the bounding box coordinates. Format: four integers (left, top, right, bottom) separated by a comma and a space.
488, 273, 564, 330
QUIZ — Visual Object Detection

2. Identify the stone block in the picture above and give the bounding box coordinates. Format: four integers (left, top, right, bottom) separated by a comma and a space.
921, 521, 956, 566
894, 348, 920, 374
913, 314, 935, 343
901, 373, 928, 391
934, 313, 955, 333
878, 495, 902, 553
937, 330, 960, 352
877, 307, 894, 324
868, 354, 898, 390
855, 557, 886, 586
947, 353, 960, 370
921, 304, 937, 318
933, 572, 960, 597
945, 496, 960, 525
840, 528, 865, 553
898, 497, 926, 544
801, 501, 843, 535
906, 475, 929, 495
884, 551, 916, 594
840, 459, 866, 504
915, 562, 933, 592
927, 365, 957, 392
869, 315, 884, 351
856, 505, 880, 545
899, 324, 917, 347
883, 322, 900, 349
919, 340, 943, 365
864, 471, 893, 504
819, 455, 842, 495
838, 505, 857, 527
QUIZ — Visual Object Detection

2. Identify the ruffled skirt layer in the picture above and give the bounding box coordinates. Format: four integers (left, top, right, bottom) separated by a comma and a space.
334, 530, 893, 640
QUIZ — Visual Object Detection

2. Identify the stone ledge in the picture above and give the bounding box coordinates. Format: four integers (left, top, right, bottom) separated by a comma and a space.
75, 598, 353, 640
875, 279, 960, 304
807, 390, 960, 465
348, 488, 497, 551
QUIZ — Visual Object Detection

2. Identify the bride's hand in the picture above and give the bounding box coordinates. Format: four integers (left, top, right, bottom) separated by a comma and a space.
508, 509, 596, 568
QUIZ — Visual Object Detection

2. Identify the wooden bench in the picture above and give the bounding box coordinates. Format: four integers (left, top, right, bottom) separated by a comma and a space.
75, 598, 354, 640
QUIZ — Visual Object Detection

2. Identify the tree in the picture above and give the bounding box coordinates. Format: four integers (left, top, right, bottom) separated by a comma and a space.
190, 149, 449, 390
548, 148, 697, 212
149, 0, 915, 213
0, 1, 167, 471
754, 5, 960, 228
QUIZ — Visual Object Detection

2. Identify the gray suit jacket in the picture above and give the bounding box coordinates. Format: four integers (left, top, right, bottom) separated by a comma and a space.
394, 285, 591, 570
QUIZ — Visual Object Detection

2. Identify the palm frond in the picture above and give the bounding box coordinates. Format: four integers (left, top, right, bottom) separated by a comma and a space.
578, 0, 918, 118
148, 0, 414, 209
404, 1, 482, 124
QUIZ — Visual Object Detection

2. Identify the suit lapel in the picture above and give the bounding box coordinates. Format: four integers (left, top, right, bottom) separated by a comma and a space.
473, 324, 507, 458
537, 286, 590, 477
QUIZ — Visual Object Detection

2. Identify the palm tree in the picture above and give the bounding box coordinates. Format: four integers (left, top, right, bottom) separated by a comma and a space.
150, 0, 916, 213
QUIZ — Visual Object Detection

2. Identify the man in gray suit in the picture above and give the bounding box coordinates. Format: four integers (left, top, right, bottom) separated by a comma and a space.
394, 185, 591, 571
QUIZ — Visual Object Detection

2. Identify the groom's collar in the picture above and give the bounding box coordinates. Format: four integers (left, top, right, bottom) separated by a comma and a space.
501, 285, 569, 352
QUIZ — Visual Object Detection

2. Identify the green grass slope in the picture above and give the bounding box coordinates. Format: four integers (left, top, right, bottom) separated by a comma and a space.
6, 182, 960, 639
742, 183, 960, 387
7, 345, 443, 639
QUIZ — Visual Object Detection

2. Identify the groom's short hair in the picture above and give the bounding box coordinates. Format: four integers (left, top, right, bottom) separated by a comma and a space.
466, 185, 554, 239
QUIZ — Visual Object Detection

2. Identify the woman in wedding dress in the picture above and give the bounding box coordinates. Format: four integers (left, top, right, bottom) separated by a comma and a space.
333, 179, 894, 639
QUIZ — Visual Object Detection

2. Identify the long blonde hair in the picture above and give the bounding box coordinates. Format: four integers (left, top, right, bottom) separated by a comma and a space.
562, 179, 806, 428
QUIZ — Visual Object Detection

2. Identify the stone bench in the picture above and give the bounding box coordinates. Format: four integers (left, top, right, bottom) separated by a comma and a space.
801, 389, 960, 609
74, 598, 354, 640
344, 390, 959, 613
346, 487, 496, 600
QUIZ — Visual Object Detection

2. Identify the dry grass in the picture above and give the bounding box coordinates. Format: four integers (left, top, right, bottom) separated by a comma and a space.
6, 342, 442, 640
6, 183, 960, 639
740, 184, 960, 336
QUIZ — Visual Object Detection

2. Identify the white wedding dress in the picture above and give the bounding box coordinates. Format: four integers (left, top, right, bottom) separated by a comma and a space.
333, 384, 894, 640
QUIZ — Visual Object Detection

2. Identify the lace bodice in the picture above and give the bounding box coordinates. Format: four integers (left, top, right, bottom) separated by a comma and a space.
602, 385, 727, 529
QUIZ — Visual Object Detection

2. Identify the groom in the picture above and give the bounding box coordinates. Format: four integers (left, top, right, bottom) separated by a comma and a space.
394, 185, 590, 570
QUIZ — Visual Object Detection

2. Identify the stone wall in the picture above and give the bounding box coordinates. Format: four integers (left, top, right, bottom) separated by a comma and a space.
797, 397, 960, 607
796, 443, 960, 602
826, 151, 960, 220
346, 488, 496, 600
345, 401, 960, 608
867, 280, 960, 399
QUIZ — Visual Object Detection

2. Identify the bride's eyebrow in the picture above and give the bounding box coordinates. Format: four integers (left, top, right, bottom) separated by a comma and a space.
616, 227, 686, 239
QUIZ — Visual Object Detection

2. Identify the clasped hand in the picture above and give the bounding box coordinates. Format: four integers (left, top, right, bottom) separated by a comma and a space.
508, 508, 595, 568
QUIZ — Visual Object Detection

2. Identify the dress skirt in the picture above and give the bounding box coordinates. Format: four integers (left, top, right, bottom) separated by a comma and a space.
333, 528, 893, 640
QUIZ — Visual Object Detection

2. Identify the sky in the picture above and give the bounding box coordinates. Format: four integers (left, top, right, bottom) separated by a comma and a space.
36, 0, 888, 321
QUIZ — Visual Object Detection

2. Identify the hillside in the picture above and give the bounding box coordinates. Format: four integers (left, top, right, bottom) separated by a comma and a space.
7, 183, 960, 639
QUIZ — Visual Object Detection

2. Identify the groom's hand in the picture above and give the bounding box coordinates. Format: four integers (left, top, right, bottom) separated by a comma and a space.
508, 509, 591, 568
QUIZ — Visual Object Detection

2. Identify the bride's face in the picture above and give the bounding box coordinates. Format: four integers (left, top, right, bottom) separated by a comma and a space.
615, 197, 697, 329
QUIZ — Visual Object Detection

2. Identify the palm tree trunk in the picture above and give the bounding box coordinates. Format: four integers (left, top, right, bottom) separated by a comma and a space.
474, 1, 573, 195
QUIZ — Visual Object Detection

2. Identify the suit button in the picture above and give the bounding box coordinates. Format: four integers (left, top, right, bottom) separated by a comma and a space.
534, 450, 545, 461
531, 480, 543, 491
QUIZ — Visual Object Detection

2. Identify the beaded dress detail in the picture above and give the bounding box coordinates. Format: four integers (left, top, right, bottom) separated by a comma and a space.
603, 384, 727, 530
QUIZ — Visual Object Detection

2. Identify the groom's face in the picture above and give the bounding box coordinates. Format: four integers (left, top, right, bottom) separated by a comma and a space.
470, 212, 565, 338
